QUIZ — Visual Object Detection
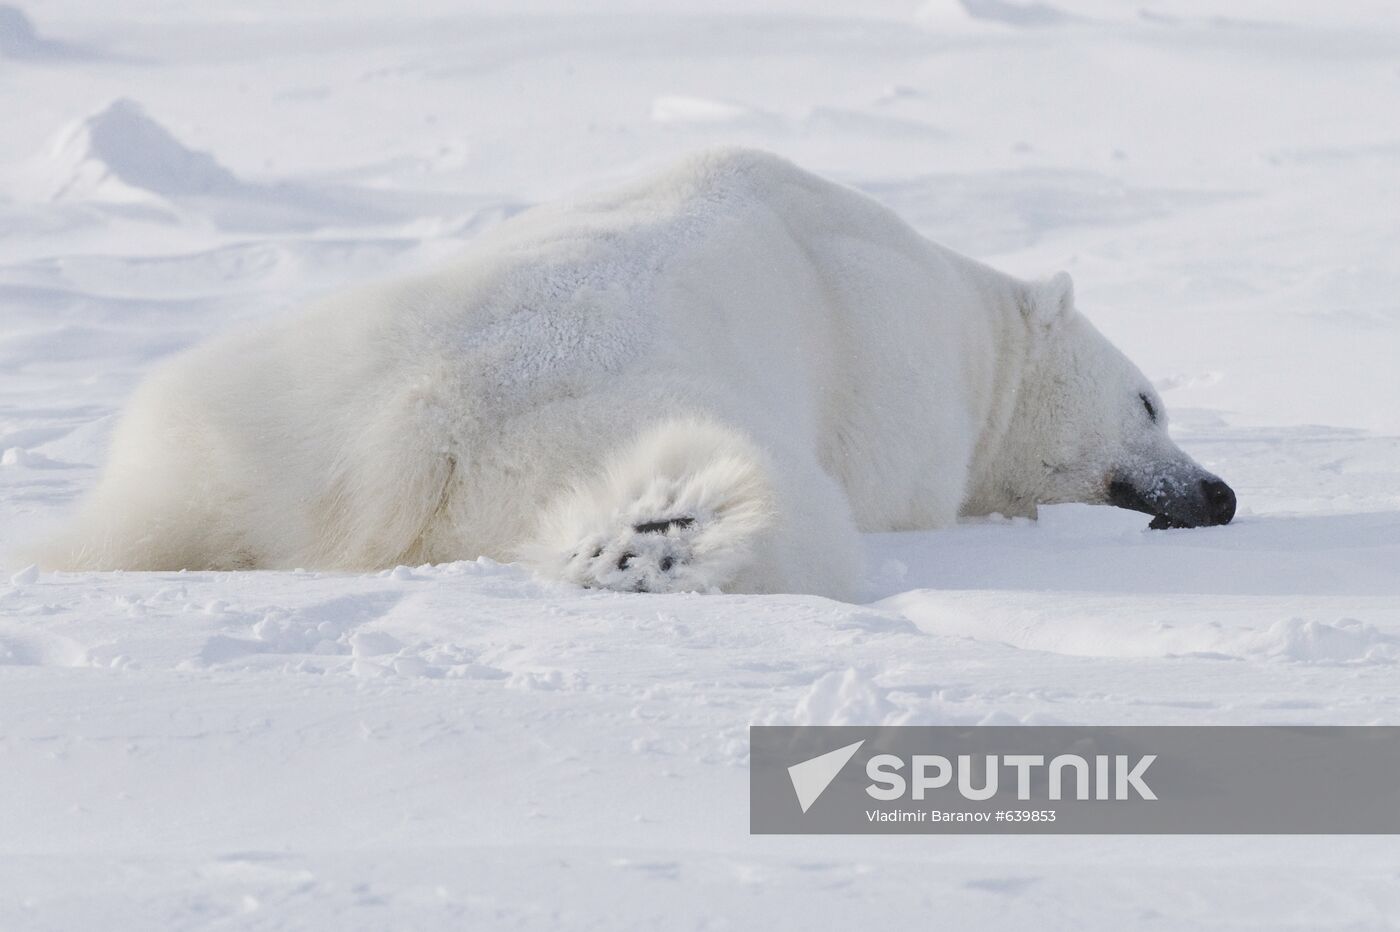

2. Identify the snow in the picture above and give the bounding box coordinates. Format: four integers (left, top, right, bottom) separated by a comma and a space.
0, 4, 90, 60
43, 99, 245, 202
2, 1, 1399, 927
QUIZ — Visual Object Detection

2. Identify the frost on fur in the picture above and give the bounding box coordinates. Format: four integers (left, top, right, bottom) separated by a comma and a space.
521, 419, 777, 594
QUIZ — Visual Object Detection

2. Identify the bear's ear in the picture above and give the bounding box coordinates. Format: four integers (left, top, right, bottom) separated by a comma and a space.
1022, 271, 1075, 328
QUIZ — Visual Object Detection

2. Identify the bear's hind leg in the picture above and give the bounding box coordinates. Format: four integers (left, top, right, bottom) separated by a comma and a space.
522, 418, 773, 594
520, 417, 861, 599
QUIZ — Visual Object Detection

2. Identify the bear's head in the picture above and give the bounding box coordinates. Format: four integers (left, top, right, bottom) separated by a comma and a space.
996, 272, 1236, 529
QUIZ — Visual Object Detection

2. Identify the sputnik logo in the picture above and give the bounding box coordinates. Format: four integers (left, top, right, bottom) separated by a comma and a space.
787, 740, 865, 813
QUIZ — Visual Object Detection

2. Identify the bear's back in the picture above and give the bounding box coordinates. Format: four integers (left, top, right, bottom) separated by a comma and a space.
386, 150, 832, 401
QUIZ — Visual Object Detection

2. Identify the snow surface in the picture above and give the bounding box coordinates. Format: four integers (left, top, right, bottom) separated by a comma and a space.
2, 1, 1400, 928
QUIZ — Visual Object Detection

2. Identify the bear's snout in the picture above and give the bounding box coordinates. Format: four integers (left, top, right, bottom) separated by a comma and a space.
1109, 471, 1237, 529
1201, 477, 1236, 526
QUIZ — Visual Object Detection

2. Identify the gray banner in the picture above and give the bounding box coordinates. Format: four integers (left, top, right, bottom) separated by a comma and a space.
750, 726, 1400, 834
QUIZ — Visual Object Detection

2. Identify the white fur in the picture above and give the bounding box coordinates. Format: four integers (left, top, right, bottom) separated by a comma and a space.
41, 148, 1218, 599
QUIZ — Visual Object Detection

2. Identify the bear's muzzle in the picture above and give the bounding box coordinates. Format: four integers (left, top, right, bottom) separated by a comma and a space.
1108, 474, 1237, 529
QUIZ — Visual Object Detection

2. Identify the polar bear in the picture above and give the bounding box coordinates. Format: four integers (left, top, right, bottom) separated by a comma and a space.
43, 148, 1235, 599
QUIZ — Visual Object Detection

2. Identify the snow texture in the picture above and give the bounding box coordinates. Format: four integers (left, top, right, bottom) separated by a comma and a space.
2, 1, 1400, 928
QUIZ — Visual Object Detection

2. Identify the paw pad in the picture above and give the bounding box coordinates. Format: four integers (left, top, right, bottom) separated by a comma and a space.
633, 516, 695, 535
569, 514, 699, 593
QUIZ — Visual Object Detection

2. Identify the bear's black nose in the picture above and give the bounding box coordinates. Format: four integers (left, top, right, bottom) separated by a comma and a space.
1201, 478, 1236, 525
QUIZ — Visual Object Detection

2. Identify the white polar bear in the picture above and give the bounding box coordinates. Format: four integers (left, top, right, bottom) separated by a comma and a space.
43, 148, 1235, 599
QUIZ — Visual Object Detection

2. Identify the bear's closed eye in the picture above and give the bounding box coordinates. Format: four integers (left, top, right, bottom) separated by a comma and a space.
1139, 392, 1157, 423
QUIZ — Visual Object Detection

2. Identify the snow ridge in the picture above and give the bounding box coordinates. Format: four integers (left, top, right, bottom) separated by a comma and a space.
43, 99, 241, 202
